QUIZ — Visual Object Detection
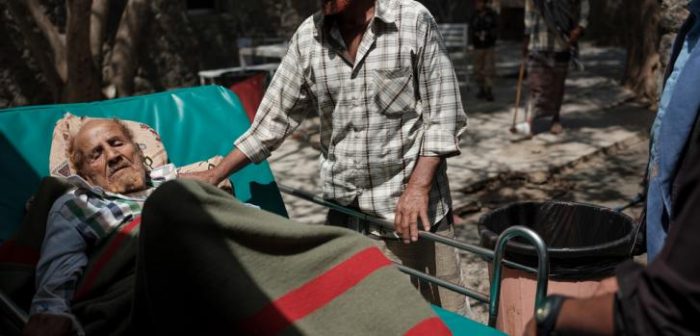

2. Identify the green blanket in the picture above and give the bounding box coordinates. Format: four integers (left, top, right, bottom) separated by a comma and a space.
2, 179, 452, 335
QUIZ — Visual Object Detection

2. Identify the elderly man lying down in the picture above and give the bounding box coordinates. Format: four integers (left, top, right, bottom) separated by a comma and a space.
21, 118, 450, 335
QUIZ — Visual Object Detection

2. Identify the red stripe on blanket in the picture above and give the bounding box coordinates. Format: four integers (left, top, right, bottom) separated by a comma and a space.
0, 240, 40, 265
74, 216, 141, 300
404, 317, 452, 336
240, 247, 391, 335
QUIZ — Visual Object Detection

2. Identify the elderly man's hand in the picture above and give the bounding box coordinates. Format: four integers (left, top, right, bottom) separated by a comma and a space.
395, 184, 431, 244
23, 313, 73, 336
179, 169, 221, 185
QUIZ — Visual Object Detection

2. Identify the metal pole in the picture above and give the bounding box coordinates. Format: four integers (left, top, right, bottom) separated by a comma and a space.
0, 290, 28, 327
396, 264, 489, 304
278, 183, 539, 274
488, 226, 549, 327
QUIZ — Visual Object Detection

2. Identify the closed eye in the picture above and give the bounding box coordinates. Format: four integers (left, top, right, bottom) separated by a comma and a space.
89, 147, 103, 162
108, 137, 124, 147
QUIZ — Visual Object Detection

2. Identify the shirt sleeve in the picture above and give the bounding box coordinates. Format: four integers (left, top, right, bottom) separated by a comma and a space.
578, 0, 590, 29
416, 14, 468, 158
524, 0, 536, 36
30, 202, 88, 319
234, 32, 314, 163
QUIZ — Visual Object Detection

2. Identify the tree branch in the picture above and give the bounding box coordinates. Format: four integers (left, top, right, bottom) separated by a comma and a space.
110, 0, 150, 97
25, 0, 68, 81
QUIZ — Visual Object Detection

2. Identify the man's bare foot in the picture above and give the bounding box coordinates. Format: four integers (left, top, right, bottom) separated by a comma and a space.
550, 122, 564, 135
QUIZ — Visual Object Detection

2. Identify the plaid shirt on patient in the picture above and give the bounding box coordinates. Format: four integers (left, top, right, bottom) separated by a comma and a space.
235, 0, 467, 225
30, 165, 176, 321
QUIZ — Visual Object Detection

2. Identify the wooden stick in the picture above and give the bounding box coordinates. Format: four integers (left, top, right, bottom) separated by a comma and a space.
511, 60, 527, 131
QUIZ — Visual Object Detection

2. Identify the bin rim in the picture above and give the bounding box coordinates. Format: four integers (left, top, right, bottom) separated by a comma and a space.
478, 200, 638, 258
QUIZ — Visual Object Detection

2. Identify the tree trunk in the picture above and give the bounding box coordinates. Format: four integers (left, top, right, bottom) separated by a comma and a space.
64, 0, 103, 102
110, 0, 150, 97
90, 0, 110, 69
621, 0, 661, 108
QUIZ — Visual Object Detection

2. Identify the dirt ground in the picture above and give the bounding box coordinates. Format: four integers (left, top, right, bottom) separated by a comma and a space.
454, 135, 648, 323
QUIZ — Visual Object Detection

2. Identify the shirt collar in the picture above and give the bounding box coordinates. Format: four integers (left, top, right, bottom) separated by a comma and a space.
313, 0, 396, 37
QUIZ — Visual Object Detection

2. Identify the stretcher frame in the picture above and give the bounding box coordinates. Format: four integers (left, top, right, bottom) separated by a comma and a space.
278, 184, 550, 328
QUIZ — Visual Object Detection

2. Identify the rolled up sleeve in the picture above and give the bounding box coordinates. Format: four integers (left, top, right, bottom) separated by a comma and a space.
417, 15, 468, 158
524, 0, 536, 35
578, 0, 590, 29
234, 32, 314, 163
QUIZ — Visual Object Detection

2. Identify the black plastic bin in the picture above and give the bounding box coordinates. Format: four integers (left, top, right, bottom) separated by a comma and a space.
479, 201, 639, 280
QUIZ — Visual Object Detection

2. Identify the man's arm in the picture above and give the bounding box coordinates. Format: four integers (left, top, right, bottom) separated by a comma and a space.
394, 14, 467, 243
181, 149, 251, 186
395, 156, 442, 243
182, 31, 313, 186
24, 206, 88, 336
524, 294, 615, 336
522, 0, 535, 56
415, 16, 467, 159
568, 0, 589, 44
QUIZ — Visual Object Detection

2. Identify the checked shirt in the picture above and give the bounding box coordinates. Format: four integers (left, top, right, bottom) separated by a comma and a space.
30, 164, 176, 318
524, 0, 589, 53
235, 0, 467, 225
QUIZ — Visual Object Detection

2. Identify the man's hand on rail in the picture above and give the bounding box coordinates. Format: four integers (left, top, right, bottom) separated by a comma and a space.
395, 156, 441, 244
395, 183, 431, 244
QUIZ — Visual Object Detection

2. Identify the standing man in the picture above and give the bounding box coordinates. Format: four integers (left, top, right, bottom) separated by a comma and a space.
470, 0, 499, 101
185, 0, 468, 312
522, 0, 589, 136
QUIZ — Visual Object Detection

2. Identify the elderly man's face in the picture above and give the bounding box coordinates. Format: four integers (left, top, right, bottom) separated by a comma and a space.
73, 120, 147, 194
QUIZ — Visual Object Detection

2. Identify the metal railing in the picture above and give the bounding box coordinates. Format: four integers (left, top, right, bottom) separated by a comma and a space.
278, 183, 550, 327
0, 290, 28, 329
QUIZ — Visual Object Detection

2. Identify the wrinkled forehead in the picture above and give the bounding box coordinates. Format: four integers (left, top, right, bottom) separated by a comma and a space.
74, 120, 130, 151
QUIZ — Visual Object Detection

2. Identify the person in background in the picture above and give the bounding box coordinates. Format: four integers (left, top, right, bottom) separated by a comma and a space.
522, 0, 589, 136
470, 0, 499, 101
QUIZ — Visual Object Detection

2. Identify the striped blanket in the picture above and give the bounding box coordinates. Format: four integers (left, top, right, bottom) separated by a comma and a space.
2, 178, 450, 335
